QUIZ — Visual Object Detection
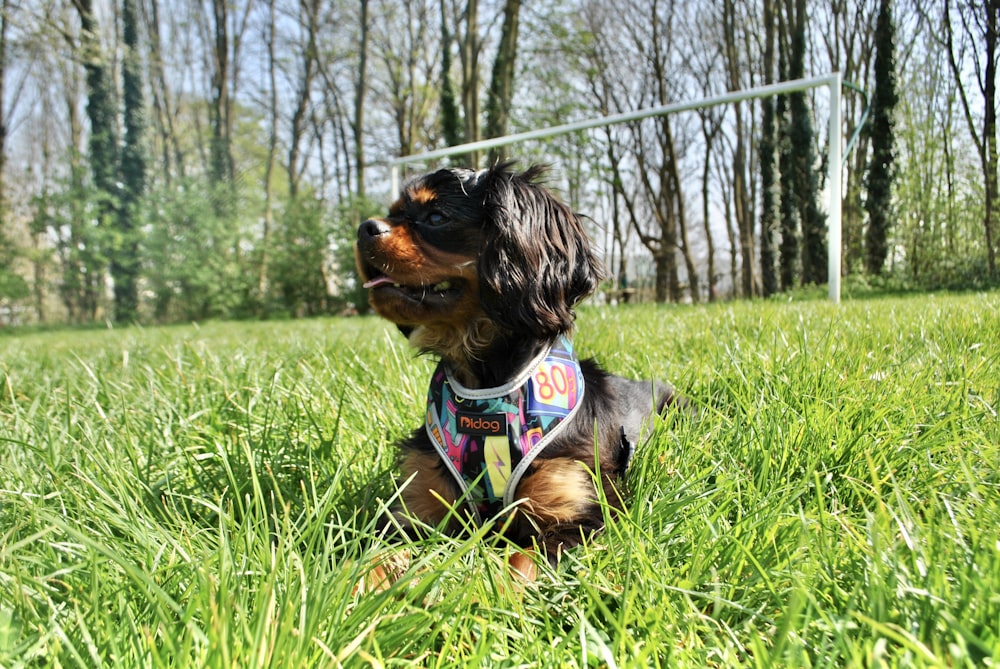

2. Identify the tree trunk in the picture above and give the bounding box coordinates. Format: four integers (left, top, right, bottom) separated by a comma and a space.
457, 0, 480, 165
724, 0, 757, 298
72, 0, 117, 321
701, 120, 719, 301
485, 0, 521, 162
759, 0, 779, 296
984, 0, 999, 275
653, 251, 670, 304
73, 0, 118, 197
260, 0, 279, 303
146, 0, 185, 182
288, 0, 319, 198
602, 128, 631, 301
722, 172, 739, 297
668, 131, 699, 302
777, 5, 798, 289
115, 0, 145, 322
354, 0, 369, 198
864, 0, 898, 276
209, 0, 233, 215
787, 0, 827, 285
440, 0, 462, 149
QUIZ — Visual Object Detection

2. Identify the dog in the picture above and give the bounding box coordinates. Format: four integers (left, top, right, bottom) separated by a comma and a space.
355, 162, 681, 581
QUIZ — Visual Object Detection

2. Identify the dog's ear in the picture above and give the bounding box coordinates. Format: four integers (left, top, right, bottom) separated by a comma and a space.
478, 163, 604, 339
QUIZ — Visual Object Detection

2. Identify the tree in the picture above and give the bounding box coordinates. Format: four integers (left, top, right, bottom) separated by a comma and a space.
485, 0, 522, 161
145, 0, 185, 183
143, 177, 247, 321
0, 0, 10, 214
0, 0, 25, 307
864, 0, 898, 275
115, 0, 147, 322
777, 7, 798, 290
429, 0, 483, 164
209, 0, 234, 215
576, 4, 638, 301
7, 0, 999, 326
892, 13, 985, 285
455, 0, 480, 163
354, 0, 370, 199
620, 0, 692, 303
940, 0, 999, 276
71, 0, 119, 320
259, 0, 280, 302
72, 0, 117, 204
287, 0, 320, 198
759, 0, 780, 295
439, 0, 462, 149
817, 0, 878, 275
373, 0, 438, 159
723, 0, 757, 297
686, 21, 724, 301
785, 0, 827, 285
271, 195, 333, 317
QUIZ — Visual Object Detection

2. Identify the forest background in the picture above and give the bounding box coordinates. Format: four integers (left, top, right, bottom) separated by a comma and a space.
0, 0, 996, 326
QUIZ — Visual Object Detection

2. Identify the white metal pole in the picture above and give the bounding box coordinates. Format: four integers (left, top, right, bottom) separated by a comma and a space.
387, 73, 847, 302
388, 74, 840, 173
827, 72, 843, 304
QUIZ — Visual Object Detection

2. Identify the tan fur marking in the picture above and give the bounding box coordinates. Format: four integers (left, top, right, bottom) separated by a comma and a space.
379, 225, 431, 273
352, 549, 411, 595
513, 457, 595, 526
397, 450, 460, 527
374, 233, 478, 288
411, 314, 502, 386
408, 185, 437, 206
507, 548, 538, 582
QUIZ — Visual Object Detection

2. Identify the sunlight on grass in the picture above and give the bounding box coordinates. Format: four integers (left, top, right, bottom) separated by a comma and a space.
1, 293, 998, 666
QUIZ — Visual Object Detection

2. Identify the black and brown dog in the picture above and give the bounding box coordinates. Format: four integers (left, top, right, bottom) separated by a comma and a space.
355, 162, 681, 581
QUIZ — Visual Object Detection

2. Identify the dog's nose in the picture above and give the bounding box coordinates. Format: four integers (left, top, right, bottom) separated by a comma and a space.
358, 218, 391, 242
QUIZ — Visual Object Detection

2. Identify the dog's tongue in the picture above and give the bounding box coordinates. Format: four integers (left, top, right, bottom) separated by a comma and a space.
363, 276, 396, 289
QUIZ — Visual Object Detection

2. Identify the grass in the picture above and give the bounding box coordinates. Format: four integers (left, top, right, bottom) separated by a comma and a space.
1, 291, 998, 667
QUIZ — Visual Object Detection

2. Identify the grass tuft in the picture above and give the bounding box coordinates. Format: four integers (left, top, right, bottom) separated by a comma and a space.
1, 292, 998, 666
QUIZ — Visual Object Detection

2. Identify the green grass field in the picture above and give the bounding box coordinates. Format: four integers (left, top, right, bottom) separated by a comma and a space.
1, 291, 998, 667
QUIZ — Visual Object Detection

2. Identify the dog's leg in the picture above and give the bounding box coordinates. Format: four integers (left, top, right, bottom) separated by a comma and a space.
395, 450, 462, 533
354, 452, 462, 596
512, 457, 611, 564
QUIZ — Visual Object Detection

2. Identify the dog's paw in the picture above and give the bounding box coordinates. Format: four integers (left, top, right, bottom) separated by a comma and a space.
351, 549, 411, 595
506, 547, 539, 583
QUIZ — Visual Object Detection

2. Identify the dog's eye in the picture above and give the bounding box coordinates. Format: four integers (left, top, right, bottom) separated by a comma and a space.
426, 212, 446, 226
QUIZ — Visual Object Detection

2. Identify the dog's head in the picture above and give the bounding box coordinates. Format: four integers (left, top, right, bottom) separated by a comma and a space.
356, 162, 603, 364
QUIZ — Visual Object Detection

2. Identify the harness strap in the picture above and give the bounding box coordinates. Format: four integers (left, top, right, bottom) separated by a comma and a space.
424, 335, 586, 523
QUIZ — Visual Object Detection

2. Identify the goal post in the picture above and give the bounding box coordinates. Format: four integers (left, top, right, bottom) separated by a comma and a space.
389, 72, 844, 303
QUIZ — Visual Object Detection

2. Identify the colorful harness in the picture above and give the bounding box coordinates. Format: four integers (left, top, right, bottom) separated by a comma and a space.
424, 335, 585, 523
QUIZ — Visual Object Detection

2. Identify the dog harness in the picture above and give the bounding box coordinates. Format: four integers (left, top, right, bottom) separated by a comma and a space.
424, 335, 586, 523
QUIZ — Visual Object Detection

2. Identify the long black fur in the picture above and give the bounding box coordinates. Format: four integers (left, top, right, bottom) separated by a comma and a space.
478, 165, 604, 340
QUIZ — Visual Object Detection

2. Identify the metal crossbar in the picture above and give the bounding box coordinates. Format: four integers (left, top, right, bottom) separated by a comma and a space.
389, 73, 843, 303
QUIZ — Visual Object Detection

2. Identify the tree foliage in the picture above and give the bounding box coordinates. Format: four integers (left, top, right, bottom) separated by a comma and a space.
0, 0, 996, 325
